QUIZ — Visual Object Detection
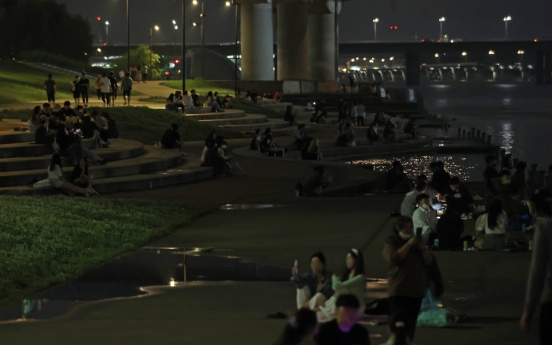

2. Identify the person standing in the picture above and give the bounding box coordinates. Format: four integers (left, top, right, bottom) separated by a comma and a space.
94, 75, 102, 100
108, 71, 118, 107
142, 65, 148, 83
521, 217, 552, 345
121, 72, 133, 106
100, 73, 111, 107
78, 72, 90, 107
44, 74, 57, 107
357, 101, 365, 127
71, 75, 81, 107
383, 216, 433, 342
136, 65, 142, 82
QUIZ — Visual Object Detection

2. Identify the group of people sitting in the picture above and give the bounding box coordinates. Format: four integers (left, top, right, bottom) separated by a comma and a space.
200, 132, 234, 177
249, 125, 324, 162
165, 90, 230, 114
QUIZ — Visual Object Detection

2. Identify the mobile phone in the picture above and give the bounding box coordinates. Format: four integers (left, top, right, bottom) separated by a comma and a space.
415, 227, 422, 240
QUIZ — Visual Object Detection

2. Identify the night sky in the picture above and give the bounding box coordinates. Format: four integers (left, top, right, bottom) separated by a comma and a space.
58, 0, 552, 45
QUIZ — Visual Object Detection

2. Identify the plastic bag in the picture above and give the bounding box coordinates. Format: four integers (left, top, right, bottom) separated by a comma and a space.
417, 290, 458, 327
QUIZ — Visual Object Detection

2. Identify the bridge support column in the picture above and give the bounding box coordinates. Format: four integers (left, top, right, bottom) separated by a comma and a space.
438, 68, 444, 80
405, 52, 420, 85
307, 13, 335, 81
277, 2, 309, 80
388, 70, 395, 81
464, 68, 470, 81
240, 2, 274, 80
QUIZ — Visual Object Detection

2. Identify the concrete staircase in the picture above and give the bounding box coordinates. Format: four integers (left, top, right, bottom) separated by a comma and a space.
0, 128, 212, 196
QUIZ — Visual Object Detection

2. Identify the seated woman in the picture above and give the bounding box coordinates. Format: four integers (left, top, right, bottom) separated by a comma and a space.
283, 105, 296, 126
474, 199, 507, 251
70, 156, 91, 189
260, 134, 285, 157
383, 117, 397, 142
165, 93, 178, 112
301, 166, 333, 196
367, 122, 380, 144
249, 129, 261, 151
301, 138, 322, 161
291, 252, 334, 312
201, 138, 232, 177
28, 106, 41, 133
206, 91, 223, 112
403, 117, 417, 138
48, 154, 90, 196
317, 248, 366, 322
201, 132, 217, 162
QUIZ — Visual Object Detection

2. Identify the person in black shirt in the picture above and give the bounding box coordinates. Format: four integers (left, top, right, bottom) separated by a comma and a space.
161, 123, 185, 155
435, 200, 467, 250
60, 101, 76, 117
108, 72, 118, 107
483, 154, 499, 196
41, 103, 52, 116
191, 89, 201, 107
70, 157, 91, 188
447, 176, 476, 215
430, 161, 451, 194
385, 161, 410, 194
274, 308, 317, 345
314, 294, 370, 345
34, 116, 48, 146
78, 72, 90, 107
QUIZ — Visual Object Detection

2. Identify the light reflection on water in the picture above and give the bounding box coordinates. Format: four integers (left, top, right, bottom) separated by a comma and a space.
348, 154, 485, 182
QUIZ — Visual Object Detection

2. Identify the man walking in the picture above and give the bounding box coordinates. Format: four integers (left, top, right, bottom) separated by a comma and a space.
108, 72, 118, 107
121, 72, 133, 106
78, 72, 90, 107
100, 73, 111, 107
142, 65, 148, 83
44, 74, 56, 107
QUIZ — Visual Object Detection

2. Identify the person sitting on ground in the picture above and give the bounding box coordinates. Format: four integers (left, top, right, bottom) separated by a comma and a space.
60, 100, 76, 118
81, 116, 107, 148
314, 294, 370, 345
41, 103, 52, 116
284, 105, 296, 126
92, 111, 110, 143
383, 216, 432, 342
173, 90, 185, 111
222, 95, 232, 109
165, 93, 178, 112
301, 166, 333, 197
263, 127, 272, 141
301, 138, 323, 161
412, 193, 438, 243
28, 106, 41, 133
383, 116, 397, 142
56, 115, 106, 166
418, 174, 440, 204
483, 154, 499, 196
510, 161, 531, 202
263, 91, 272, 100
400, 180, 427, 217
403, 117, 417, 138
182, 90, 195, 111
435, 200, 467, 250
474, 199, 507, 251
249, 129, 261, 151
201, 136, 232, 177
191, 89, 201, 107
206, 91, 223, 112
260, 134, 285, 157
161, 123, 186, 155
275, 308, 318, 345
292, 252, 334, 313
447, 176, 476, 215
374, 111, 387, 126
102, 113, 118, 139
202, 132, 217, 162
274, 90, 282, 102
34, 116, 50, 146
495, 170, 530, 217
336, 123, 354, 147
70, 156, 91, 189
47, 154, 90, 196
367, 122, 380, 144
305, 100, 314, 111
381, 312, 411, 345
429, 161, 451, 195
291, 124, 305, 151
385, 161, 410, 194
214, 92, 224, 109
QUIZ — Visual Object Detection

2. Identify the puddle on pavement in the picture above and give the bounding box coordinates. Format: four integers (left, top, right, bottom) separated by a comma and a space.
0, 247, 290, 323
220, 204, 285, 210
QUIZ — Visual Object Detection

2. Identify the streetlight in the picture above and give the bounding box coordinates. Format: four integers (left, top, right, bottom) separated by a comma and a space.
373, 18, 379, 41
489, 50, 495, 64
105, 21, 109, 45
518, 50, 525, 64
503, 16, 511, 40
193, 1, 206, 79
172, 20, 178, 56
225, 1, 231, 6
435, 53, 440, 64
96, 48, 101, 57
439, 17, 445, 40
150, 25, 160, 80
462, 51, 467, 62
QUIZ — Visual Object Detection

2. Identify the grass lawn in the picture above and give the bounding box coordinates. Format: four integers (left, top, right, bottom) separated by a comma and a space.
0, 107, 243, 144
161, 80, 234, 96
0, 196, 209, 307
0, 60, 74, 103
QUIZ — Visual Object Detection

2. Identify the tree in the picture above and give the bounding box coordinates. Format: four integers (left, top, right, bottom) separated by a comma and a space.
0, 0, 93, 61
114, 45, 163, 79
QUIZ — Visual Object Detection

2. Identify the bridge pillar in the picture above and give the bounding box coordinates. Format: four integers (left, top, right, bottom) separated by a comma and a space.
240, 1, 274, 80
464, 68, 470, 81
277, 1, 310, 80
388, 70, 395, 81
405, 52, 420, 86
307, 1, 340, 81
438, 68, 444, 80
400, 70, 405, 81
451, 68, 456, 81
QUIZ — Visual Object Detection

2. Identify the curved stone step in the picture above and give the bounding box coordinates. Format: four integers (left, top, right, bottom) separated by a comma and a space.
0, 138, 98, 158
0, 145, 177, 188
0, 139, 144, 172
184, 109, 245, 121
0, 131, 35, 145
0, 163, 212, 195
219, 118, 292, 132
198, 114, 268, 126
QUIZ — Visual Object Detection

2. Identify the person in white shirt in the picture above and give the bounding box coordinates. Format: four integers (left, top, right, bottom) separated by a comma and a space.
412, 193, 438, 243
474, 199, 507, 250
47, 154, 89, 196
100, 73, 111, 107
182, 90, 195, 112
401, 181, 427, 217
